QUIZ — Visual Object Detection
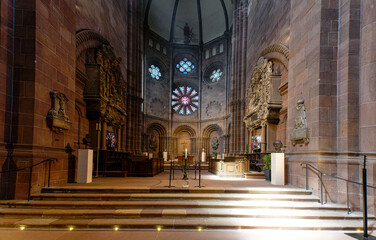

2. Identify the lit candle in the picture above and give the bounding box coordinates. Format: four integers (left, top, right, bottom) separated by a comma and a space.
185, 148, 187, 158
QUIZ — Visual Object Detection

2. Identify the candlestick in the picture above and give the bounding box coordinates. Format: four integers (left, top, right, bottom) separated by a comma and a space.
185, 148, 187, 158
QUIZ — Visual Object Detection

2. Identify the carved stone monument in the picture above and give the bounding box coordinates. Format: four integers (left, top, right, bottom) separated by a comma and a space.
47, 91, 72, 133
243, 57, 282, 130
84, 44, 127, 151
290, 99, 310, 146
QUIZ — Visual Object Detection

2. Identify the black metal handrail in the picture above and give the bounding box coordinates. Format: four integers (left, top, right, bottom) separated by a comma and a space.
0, 158, 57, 201
167, 159, 203, 188
301, 155, 372, 238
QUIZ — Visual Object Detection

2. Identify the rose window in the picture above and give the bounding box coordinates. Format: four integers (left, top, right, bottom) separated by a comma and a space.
210, 69, 223, 82
172, 86, 199, 115
176, 58, 194, 74
149, 65, 161, 80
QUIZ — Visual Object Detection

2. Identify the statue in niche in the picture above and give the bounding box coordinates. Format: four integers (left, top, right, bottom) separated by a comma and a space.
149, 135, 158, 150
290, 99, 310, 146
211, 137, 219, 150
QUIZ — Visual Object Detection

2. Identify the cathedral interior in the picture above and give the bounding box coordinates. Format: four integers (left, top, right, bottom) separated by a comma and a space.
0, 0, 376, 239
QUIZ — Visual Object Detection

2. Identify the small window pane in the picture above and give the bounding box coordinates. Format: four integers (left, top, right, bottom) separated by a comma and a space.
163, 47, 167, 55
156, 43, 160, 51
212, 47, 217, 56
148, 39, 153, 47
219, 43, 224, 53
205, 50, 210, 59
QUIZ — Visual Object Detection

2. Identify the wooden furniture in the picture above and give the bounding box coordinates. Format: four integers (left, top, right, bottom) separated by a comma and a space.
127, 155, 164, 177
96, 151, 164, 177
97, 150, 129, 177
244, 153, 271, 172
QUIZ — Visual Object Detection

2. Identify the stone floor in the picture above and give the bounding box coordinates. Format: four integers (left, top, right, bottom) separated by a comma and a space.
1, 229, 375, 240
1, 170, 375, 239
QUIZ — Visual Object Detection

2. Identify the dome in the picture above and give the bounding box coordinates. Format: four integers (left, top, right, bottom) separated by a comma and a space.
144, 0, 233, 44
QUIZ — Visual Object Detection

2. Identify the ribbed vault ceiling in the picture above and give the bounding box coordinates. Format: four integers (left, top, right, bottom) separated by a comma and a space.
144, 0, 233, 44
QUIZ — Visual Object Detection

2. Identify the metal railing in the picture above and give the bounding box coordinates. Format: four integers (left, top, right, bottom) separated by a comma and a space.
0, 158, 57, 201
301, 155, 373, 238
168, 158, 203, 188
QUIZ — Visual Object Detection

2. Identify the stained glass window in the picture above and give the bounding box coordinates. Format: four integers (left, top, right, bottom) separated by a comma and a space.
149, 65, 161, 80
171, 86, 199, 115
210, 69, 223, 82
176, 58, 194, 74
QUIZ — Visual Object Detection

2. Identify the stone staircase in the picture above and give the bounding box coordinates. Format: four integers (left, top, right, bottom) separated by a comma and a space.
0, 186, 374, 231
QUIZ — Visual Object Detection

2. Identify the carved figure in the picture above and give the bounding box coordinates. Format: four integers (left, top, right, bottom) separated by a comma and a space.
273, 140, 283, 153
149, 135, 158, 150
178, 23, 193, 44
290, 99, 310, 146
211, 137, 219, 150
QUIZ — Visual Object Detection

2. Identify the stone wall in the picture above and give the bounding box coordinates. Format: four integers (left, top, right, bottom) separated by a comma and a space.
241, 0, 376, 213
0, 0, 143, 199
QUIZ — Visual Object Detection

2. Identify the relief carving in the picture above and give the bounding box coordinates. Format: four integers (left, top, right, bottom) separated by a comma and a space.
290, 99, 310, 146
84, 44, 127, 127
206, 101, 222, 117
149, 134, 158, 150
211, 137, 219, 150
150, 98, 166, 117
243, 57, 273, 129
47, 91, 72, 133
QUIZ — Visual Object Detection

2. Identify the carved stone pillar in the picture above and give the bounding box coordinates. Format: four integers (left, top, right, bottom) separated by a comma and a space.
261, 125, 266, 153
248, 128, 253, 153
117, 127, 121, 150
101, 121, 107, 150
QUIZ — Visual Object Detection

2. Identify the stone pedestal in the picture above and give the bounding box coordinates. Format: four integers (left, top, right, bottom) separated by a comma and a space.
201, 152, 206, 162
163, 151, 168, 162
271, 153, 285, 185
77, 149, 93, 183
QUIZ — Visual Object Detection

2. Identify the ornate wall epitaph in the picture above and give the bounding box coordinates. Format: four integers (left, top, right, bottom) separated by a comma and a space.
244, 57, 275, 129
290, 99, 309, 146
47, 91, 72, 133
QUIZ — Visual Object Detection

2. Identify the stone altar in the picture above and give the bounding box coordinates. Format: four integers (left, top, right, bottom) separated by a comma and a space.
209, 156, 249, 177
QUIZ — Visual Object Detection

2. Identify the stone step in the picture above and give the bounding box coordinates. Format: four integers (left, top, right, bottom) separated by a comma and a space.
0, 217, 373, 231
0, 200, 347, 211
29, 192, 320, 202
244, 171, 265, 179
41, 186, 312, 195
0, 208, 366, 220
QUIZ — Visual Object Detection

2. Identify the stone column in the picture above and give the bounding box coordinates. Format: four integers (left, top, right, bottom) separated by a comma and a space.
117, 127, 121, 151
261, 125, 266, 153
360, 0, 376, 153
101, 121, 107, 150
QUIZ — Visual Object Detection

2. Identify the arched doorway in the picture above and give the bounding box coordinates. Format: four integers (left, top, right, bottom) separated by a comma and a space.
202, 124, 224, 158
173, 125, 196, 157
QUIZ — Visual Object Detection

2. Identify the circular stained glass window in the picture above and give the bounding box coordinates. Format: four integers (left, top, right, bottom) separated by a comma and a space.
149, 65, 162, 80
176, 58, 194, 74
210, 69, 223, 82
171, 86, 199, 115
